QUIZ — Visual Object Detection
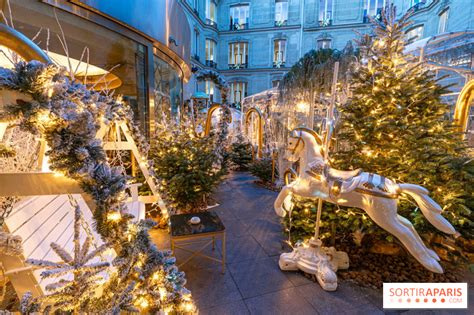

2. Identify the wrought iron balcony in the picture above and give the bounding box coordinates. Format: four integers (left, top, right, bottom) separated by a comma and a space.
273, 61, 285, 68
206, 18, 218, 28
205, 60, 217, 68
318, 19, 332, 27
230, 22, 249, 31
410, 1, 427, 13
228, 63, 248, 69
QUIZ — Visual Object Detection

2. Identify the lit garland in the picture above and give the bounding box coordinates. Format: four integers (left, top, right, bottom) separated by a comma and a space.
0, 61, 195, 314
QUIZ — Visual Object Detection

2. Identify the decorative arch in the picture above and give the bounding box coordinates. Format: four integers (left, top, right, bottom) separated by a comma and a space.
244, 107, 263, 159
454, 79, 474, 138
204, 104, 232, 136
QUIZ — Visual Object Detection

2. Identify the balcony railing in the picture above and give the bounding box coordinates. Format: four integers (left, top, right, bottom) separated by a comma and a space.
205, 60, 217, 68
273, 61, 285, 68
206, 18, 218, 28
410, 1, 427, 13
318, 19, 332, 27
228, 63, 248, 69
363, 9, 383, 23
230, 22, 249, 31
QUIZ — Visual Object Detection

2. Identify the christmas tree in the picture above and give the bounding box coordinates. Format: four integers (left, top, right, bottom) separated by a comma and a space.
229, 133, 252, 170
334, 5, 473, 240
150, 123, 226, 212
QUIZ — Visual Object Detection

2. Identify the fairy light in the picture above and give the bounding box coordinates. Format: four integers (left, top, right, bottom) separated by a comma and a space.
159, 287, 167, 300
135, 296, 150, 310
37, 111, 51, 125
106, 211, 121, 222
296, 101, 309, 113
181, 302, 195, 312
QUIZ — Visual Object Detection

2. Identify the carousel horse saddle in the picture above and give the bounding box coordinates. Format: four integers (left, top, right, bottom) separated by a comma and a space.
306, 162, 398, 199
327, 168, 363, 181
332, 172, 399, 199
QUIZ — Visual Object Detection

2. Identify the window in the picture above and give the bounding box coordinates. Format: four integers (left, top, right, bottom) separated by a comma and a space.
438, 9, 449, 34
275, 0, 288, 26
205, 80, 215, 101
317, 38, 332, 49
318, 0, 333, 26
205, 39, 217, 67
405, 25, 424, 43
363, 0, 385, 23
154, 54, 183, 127
194, 0, 198, 10
273, 39, 286, 67
228, 42, 249, 69
230, 82, 248, 105
205, 0, 217, 26
230, 4, 249, 30
193, 29, 199, 60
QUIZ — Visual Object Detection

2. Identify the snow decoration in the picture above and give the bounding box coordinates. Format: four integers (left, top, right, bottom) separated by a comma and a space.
0, 61, 193, 313
24, 199, 110, 312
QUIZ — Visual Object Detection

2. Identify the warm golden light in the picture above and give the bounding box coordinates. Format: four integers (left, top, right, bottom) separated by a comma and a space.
296, 101, 309, 113
106, 211, 121, 221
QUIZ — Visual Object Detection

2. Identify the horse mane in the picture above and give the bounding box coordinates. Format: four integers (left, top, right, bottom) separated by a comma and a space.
293, 127, 323, 145
293, 127, 325, 156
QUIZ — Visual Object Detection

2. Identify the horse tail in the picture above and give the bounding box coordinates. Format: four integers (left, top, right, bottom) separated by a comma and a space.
398, 184, 456, 235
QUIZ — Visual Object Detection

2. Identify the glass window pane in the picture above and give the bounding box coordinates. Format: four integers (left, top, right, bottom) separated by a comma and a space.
154, 55, 183, 125
9, 1, 151, 135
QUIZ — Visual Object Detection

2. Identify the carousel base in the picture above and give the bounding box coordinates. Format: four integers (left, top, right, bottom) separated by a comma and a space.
279, 238, 349, 291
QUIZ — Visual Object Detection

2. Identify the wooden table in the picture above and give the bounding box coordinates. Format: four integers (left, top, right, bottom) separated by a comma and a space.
170, 211, 226, 273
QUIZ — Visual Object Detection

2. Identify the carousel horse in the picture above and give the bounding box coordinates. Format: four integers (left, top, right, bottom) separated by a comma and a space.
275, 127, 456, 275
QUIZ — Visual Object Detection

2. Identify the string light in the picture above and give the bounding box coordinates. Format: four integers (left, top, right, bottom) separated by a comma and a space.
106, 211, 121, 222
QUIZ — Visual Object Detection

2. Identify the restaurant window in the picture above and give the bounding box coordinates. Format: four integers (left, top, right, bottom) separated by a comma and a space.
230, 4, 249, 30
438, 9, 449, 34
206, 0, 217, 26
230, 82, 248, 105
363, 0, 385, 23
275, 0, 288, 26
228, 42, 248, 69
8, 1, 151, 135
273, 39, 286, 67
205, 39, 217, 68
318, 0, 333, 26
154, 54, 183, 126
317, 38, 332, 50
406, 25, 424, 43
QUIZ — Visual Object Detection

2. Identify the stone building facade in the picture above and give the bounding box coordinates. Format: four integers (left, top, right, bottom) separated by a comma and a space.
180, 0, 473, 106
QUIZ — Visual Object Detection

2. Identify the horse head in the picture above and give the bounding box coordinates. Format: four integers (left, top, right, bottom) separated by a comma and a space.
286, 127, 324, 164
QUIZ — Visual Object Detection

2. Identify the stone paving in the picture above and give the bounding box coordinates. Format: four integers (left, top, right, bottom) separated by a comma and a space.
150, 172, 472, 315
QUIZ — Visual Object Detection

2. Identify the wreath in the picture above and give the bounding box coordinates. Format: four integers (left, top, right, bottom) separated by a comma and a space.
0, 61, 193, 313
